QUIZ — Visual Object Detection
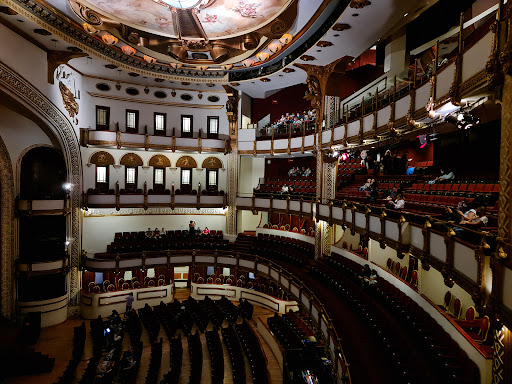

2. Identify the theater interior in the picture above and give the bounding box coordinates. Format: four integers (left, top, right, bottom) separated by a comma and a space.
1, 0, 512, 383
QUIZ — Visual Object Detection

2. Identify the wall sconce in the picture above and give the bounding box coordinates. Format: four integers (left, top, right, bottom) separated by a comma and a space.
102, 34, 118, 45
144, 86, 149, 94
122, 45, 136, 56
280, 34, 293, 45
221, 64, 233, 70
196, 66, 209, 71
256, 52, 270, 62
242, 59, 255, 67
170, 63, 182, 69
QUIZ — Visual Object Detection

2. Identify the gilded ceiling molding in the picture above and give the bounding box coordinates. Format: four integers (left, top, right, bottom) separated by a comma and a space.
0, 60, 82, 307
87, 92, 224, 109
83, 207, 227, 217
0, 133, 15, 320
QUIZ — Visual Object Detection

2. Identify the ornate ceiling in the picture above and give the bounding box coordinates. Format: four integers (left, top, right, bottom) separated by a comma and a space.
0, 0, 434, 95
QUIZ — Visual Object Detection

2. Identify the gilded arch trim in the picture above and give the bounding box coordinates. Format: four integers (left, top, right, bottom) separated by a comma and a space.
201, 156, 223, 169
149, 154, 171, 168
120, 153, 143, 167
176, 155, 197, 168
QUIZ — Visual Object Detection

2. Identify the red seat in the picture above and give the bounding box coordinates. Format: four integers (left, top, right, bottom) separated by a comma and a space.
492, 184, 500, 193
467, 184, 476, 192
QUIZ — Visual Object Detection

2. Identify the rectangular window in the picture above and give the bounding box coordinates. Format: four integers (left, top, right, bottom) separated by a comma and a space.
181, 169, 191, 184
207, 116, 219, 138
126, 167, 136, 184
96, 166, 107, 183
207, 169, 217, 186
181, 115, 193, 137
126, 110, 138, 133
123, 270, 133, 281
154, 168, 164, 185
96, 106, 110, 130
154, 113, 166, 135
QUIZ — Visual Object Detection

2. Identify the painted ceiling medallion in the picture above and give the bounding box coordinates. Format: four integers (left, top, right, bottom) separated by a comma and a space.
332, 23, 351, 31
316, 41, 333, 48
300, 55, 316, 61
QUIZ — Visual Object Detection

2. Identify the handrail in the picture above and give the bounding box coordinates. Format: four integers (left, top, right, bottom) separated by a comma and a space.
83, 249, 352, 383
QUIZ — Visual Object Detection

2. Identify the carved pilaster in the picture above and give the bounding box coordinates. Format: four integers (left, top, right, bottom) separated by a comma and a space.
226, 149, 238, 235
322, 162, 337, 201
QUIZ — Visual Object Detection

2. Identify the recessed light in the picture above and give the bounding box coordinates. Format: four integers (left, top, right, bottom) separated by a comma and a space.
352, 13, 359, 17
403, 13, 408, 17
333, 34, 340, 37
316, 50, 322, 52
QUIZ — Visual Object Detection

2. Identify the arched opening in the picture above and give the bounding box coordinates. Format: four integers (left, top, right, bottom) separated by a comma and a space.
20, 147, 66, 200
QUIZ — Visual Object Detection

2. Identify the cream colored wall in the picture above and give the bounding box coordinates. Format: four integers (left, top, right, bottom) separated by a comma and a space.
238, 156, 265, 196
237, 210, 263, 233
420, 264, 477, 319
82, 213, 227, 255
339, 230, 360, 250
368, 239, 409, 272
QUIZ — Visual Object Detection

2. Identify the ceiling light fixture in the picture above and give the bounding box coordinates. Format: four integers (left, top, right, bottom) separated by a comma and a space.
242, 59, 255, 67
82, 23, 97, 35
102, 34, 118, 45
121, 46, 136, 56
256, 52, 270, 62
144, 55, 157, 64
268, 42, 282, 53
279, 34, 293, 45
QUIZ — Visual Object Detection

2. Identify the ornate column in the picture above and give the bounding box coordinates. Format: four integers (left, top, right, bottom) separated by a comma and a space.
485, 3, 512, 382
224, 86, 240, 235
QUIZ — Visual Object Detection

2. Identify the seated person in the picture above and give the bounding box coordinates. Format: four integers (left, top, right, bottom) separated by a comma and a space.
202, 227, 210, 236
288, 167, 297, 177
153, 228, 160, 238
385, 186, 399, 201
457, 207, 477, 222
304, 167, 312, 177
388, 194, 405, 210
359, 178, 371, 191
145, 228, 153, 238
359, 264, 371, 281
428, 169, 455, 184
281, 184, 289, 193
459, 207, 488, 228
160, 228, 166, 236
196, 227, 202, 235
364, 269, 378, 285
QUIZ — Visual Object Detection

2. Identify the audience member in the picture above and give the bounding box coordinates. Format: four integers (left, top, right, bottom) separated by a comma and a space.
388, 194, 405, 210
281, 184, 289, 193
428, 169, 455, 184
202, 227, 210, 235
125, 292, 134, 313
359, 178, 371, 191
385, 186, 398, 201
145, 228, 152, 238
189, 220, 196, 236
304, 167, 312, 177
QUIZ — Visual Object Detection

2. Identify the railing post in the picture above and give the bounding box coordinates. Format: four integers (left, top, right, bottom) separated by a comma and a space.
115, 181, 120, 211
143, 181, 148, 210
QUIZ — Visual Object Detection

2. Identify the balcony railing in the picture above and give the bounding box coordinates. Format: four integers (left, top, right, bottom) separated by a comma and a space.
81, 128, 229, 153
83, 181, 227, 210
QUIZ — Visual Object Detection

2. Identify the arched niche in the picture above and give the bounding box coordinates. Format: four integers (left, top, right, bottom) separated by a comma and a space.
90, 151, 115, 166
176, 155, 197, 168
149, 154, 171, 168
201, 156, 223, 169
120, 153, 143, 167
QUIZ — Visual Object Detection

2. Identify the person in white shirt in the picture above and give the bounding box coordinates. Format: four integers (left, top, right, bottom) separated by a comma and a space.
428, 169, 455, 184
388, 194, 405, 210
281, 184, 289, 193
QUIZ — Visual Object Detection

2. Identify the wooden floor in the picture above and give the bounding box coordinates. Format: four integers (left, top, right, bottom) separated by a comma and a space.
6, 288, 283, 384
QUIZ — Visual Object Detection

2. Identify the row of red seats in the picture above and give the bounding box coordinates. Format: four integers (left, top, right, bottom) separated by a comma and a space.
258, 185, 316, 194
265, 179, 316, 187
409, 183, 499, 194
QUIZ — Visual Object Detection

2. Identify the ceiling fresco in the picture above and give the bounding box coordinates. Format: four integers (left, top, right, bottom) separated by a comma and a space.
81, 0, 290, 39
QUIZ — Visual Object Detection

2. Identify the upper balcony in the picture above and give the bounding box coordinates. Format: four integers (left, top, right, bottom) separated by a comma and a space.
81, 128, 229, 154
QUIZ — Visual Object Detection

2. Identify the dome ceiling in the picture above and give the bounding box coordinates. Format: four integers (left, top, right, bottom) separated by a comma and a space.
69, 0, 301, 68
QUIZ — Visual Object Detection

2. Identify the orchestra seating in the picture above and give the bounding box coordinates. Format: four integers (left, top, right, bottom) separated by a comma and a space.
235, 321, 269, 384
337, 158, 366, 185
144, 338, 163, 384
250, 233, 315, 267
267, 313, 304, 350
187, 332, 203, 384
206, 329, 225, 384
55, 322, 86, 384
160, 335, 183, 384
221, 326, 246, 384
